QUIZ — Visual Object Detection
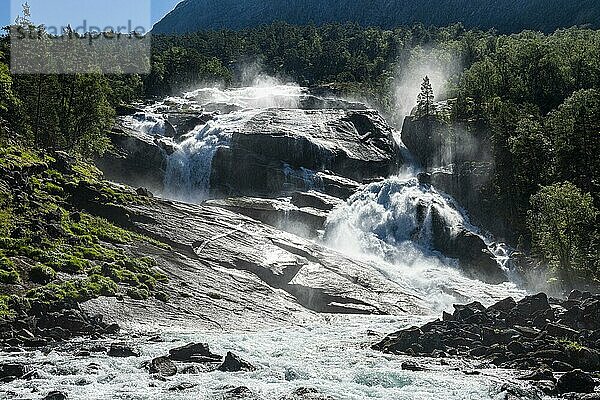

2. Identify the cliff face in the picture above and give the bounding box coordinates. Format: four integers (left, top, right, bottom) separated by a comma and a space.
152, 0, 600, 34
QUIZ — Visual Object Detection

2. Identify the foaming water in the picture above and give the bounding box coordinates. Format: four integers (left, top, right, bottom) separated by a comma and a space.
1, 316, 527, 400
163, 110, 260, 202
323, 175, 526, 312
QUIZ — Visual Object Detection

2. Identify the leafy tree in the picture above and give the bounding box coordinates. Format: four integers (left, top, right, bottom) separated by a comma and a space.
528, 182, 598, 284
416, 76, 436, 118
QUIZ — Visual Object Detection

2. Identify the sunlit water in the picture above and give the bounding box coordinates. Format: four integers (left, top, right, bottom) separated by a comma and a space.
1, 315, 538, 400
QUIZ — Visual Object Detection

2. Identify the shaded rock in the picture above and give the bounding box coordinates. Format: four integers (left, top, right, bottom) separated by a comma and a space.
557, 370, 596, 394
401, 361, 425, 371
149, 356, 177, 377
489, 297, 517, 312
431, 207, 507, 284
169, 343, 221, 362
219, 386, 258, 399
516, 293, 550, 316
553, 361, 575, 372
518, 368, 555, 382
0, 363, 30, 382
169, 382, 197, 391
218, 351, 256, 372
280, 387, 335, 400
43, 392, 68, 400
545, 323, 578, 340
108, 343, 139, 357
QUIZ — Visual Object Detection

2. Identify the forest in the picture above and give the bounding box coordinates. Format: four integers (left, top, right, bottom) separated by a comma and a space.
0, 21, 599, 288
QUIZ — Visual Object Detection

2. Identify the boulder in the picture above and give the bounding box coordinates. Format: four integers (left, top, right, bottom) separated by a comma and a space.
280, 387, 335, 400
218, 352, 256, 372
0, 363, 30, 382
149, 356, 177, 377
401, 361, 425, 371
108, 343, 139, 357
488, 297, 517, 312
430, 207, 507, 284
516, 293, 551, 316
220, 386, 258, 399
42, 392, 68, 400
169, 343, 221, 362
557, 370, 596, 394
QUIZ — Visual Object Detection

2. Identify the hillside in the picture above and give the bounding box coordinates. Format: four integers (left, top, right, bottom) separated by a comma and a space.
152, 0, 600, 34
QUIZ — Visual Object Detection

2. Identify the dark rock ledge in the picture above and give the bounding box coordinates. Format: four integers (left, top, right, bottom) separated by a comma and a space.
374, 291, 600, 397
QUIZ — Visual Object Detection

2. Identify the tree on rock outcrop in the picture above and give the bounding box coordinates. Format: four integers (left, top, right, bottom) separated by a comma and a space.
416, 76, 436, 118
527, 181, 598, 284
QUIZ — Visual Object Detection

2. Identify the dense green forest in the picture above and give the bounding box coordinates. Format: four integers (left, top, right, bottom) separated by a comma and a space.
0, 22, 598, 288
152, 0, 600, 34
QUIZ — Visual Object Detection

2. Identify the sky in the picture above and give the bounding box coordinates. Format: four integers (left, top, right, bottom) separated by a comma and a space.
1, 0, 181, 31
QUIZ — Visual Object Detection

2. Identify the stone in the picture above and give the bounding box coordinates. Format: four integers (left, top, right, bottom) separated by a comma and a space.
0, 363, 30, 382
516, 293, 550, 316
168, 382, 197, 391
488, 297, 517, 312
136, 187, 154, 198
557, 369, 596, 394
453, 302, 486, 321
401, 361, 425, 371
552, 361, 575, 372
218, 352, 256, 372
545, 323, 579, 339
518, 368, 555, 382
43, 392, 68, 400
108, 343, 139, 357
169, 343, 221, 362
149, 356, 177, 377
507, 341, 526, 355
220, 386, 258, 399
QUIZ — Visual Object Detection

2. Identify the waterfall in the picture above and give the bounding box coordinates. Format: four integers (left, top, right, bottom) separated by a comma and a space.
324, 176, 466, 259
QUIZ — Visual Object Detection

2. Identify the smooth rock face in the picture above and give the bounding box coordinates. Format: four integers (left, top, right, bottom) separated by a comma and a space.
83, 198, 430, 330
95, 124, 169, 192
205, 196, 329, 238
211, 108, 401, 197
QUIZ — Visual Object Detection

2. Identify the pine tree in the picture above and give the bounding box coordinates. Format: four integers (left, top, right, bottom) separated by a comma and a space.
416, 76, 436, 118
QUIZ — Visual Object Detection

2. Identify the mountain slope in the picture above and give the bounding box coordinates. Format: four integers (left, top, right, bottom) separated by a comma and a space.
152, 0, 600, 34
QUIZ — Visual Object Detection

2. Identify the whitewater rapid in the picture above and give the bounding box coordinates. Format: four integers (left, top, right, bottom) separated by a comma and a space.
41, 84, 538, 400
2, 315, 531, 400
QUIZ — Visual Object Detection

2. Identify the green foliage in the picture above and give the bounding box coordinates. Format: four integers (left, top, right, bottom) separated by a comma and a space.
528, 182, 598, 283
416, 76, 436, 118
0, 149, 169, 316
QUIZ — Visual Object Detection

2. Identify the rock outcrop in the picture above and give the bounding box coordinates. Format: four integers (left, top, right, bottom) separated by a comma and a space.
210, 108, 401, 197
83, 197, 433, 330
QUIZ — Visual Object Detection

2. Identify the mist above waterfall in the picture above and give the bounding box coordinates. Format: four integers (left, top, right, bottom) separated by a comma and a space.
392, 46, 463, 123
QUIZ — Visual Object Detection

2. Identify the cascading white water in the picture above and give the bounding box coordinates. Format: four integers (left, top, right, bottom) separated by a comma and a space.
162, 110, 261, 202
323, 174, 524, 314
